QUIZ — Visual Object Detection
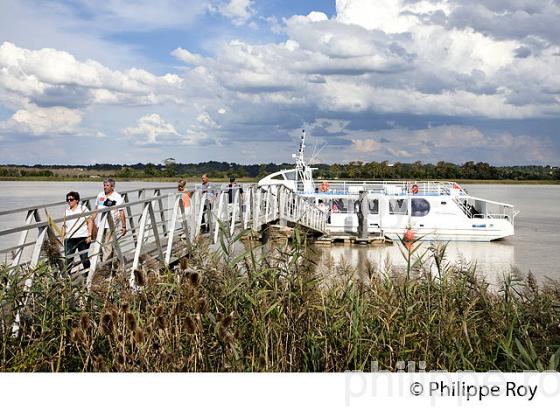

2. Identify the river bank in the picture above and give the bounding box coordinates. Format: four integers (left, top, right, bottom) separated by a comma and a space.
1, 176, 558, 184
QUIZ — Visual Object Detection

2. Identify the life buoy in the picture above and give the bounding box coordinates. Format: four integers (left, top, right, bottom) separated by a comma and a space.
411, 184, 419, 195
319, 181, 330, 192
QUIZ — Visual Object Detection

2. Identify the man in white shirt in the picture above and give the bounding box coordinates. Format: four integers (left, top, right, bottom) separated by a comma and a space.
94, 178, 127, 262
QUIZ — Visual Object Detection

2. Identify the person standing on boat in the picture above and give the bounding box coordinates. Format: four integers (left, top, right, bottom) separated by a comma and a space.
94, 178, 126, 261
227, 176, 243, 204
62, 191, 93, 275
317, 199, 330, 223
201, 174, 211, 233
227, 175, 244, 222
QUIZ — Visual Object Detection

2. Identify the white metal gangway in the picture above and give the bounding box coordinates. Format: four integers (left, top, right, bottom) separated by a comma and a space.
0, 183, 326, 289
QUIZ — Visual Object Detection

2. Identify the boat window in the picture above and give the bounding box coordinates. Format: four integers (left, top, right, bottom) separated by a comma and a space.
389, 199, 408, 215
271, 174, 285, 180
412, 198, 430, 217
330, 198, 348, 213
284, 171, 296, 181
368, 199, 379, 214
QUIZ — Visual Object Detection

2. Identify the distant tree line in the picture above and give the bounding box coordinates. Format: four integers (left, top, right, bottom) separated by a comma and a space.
1, 161, 559, 181
0, 167, 54, 177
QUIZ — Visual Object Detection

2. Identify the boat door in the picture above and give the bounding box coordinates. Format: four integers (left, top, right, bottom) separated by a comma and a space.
367, 195, 381, 233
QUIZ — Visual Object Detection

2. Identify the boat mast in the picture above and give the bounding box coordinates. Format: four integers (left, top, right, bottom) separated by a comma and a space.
296, 129, 306, 172
292, 129, 316, 193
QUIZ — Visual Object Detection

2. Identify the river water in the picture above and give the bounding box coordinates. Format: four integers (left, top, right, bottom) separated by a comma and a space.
0, 181, 558, 282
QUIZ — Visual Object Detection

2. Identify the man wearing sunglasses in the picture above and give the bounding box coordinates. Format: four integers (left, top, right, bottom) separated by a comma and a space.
62, 191, 93, 275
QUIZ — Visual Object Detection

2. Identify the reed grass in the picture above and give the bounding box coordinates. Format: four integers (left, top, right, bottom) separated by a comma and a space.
1, 231, 559, 372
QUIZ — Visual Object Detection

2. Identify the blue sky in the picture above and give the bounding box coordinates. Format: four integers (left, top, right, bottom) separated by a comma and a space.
0, 0, 559, 165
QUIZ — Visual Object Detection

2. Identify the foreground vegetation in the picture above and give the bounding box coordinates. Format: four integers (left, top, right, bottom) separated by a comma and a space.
1, 234, 560, 372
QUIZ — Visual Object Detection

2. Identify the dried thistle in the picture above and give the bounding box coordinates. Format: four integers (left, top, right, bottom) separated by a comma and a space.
100, 312, 115, 336
185, 316, 196, 334
79, 313, 92, 332
221, 312, 234, 329
117, 334, 124, 342
116, 353, 125, 365
179, 258, 189, 270
189, 271, 200, 288
110, 308, 118, 323
125, 312, 137, 331
70, 328, 86, 344
196, 297, 208, 314
133, 329, 145, 344
155, 305, 164, 317
217, 325, 233, 344
93, 355, 107, 372
155, 315, 167, 330
121, 303, 130, 313
134, 269, 146, 287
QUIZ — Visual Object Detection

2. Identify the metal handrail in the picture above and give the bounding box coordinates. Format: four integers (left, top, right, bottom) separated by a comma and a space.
1, 184, 327, 281
317, 179, 468, 197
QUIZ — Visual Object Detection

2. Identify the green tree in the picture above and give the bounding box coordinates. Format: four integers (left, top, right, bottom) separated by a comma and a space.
164, 162, 177, 177
144, 163, 158, 177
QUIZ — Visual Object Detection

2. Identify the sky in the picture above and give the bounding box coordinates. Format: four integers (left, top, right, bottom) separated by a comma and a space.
0, 0, 559, 166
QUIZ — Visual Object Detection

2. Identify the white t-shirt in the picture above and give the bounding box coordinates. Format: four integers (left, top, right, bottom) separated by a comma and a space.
64, 204, 90, 239
95, 190, 124, 226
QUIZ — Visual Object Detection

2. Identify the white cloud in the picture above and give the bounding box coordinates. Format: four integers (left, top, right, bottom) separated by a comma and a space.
213, 0, 255, 25
336, 0, 420, 33
0, 104, 82, 136
171, 48, 204, 66
123, 114, 180, 146
352, 139, 380, 152
123, 113, 218, 147
196, 112, 220, 128
0, 42, 183, 107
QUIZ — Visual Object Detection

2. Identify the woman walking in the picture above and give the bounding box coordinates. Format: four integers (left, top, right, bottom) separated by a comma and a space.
62, 191, 93, 275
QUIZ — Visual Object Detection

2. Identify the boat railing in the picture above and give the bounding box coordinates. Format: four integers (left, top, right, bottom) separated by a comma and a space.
315, 180, 465, 197
453, 197, 473, 218
473, 214, 511, 221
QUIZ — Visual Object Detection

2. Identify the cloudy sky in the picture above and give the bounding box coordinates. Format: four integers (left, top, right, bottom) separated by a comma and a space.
0, 0, 559, 165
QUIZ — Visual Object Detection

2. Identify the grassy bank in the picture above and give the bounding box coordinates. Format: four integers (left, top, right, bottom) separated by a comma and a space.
1, 235, 560, 372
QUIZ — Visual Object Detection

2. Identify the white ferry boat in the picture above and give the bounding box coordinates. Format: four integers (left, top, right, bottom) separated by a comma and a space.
258, 132, 518, 241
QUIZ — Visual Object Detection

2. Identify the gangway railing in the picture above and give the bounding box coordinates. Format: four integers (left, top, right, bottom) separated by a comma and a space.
0, 184, 326, 289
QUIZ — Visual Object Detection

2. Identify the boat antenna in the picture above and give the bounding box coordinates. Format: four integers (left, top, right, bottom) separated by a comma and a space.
309, 142, 328, 165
